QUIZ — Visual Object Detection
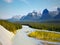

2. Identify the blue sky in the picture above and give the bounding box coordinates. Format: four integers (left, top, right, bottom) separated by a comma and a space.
0, 0, 60, 19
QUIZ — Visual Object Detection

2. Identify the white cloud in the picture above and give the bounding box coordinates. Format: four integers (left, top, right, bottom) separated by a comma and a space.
48, 6, 60, 11
19, 0, 32, 8
19, 0, 30, 5
51, 6, 60, 11
20, 0, 28, 4
4, 0, 13, 3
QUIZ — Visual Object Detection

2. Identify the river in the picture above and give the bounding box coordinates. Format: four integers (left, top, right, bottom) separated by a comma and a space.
13, 25, 60, 45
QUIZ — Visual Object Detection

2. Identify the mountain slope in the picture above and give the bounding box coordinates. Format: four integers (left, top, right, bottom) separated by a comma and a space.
40, 9, 52, 20
8, 8, 60, 22
20, 11, 41, 22
54, 8, 60, 20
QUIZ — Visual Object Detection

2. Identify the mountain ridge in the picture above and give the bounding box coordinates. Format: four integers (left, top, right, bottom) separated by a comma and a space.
8, 8, 60, 22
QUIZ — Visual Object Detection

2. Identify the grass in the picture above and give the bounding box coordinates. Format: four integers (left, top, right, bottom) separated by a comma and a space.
0, 20, 22, 33
28, 22, 60, 32
28, 30, 60, 42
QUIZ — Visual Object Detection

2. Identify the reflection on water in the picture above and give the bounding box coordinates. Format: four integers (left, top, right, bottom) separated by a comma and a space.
13, 25, 60, 45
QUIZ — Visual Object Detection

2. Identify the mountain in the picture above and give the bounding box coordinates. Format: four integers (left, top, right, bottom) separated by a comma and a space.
40, 9, 52, 21
8, 15, 21, 22
49, 11, 58, 17
54, 8, 60, 20
20, 8, 60, 22
8, 8, 60, 23
20, 11, 41, 22
20, 13, 33, 22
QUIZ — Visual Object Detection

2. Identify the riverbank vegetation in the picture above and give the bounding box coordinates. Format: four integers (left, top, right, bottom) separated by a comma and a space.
28, 22, 60, 32
28, 30, 60, 42
0, 20, 22, 33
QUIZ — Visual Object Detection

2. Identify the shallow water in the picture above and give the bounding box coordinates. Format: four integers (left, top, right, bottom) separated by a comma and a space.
0, 25, 14, 45
13, 25, 60, 45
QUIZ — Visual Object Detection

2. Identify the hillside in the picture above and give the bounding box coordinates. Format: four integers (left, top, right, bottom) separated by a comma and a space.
0, 20, 22, 33
28, 22, 60, 32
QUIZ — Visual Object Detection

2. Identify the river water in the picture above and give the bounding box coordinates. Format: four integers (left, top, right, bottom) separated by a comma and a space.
13, 25, 60, 45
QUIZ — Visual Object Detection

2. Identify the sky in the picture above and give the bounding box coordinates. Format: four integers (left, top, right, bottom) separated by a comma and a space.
0, 0, 60, 19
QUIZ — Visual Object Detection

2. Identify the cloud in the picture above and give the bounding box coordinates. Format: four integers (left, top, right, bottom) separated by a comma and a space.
48, 6, 60, 11
4, 0, 13, 3
20, 0, 28, 4
19, 0, 32, 8
19, 0, 30, 5
51, 6, 60, 11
